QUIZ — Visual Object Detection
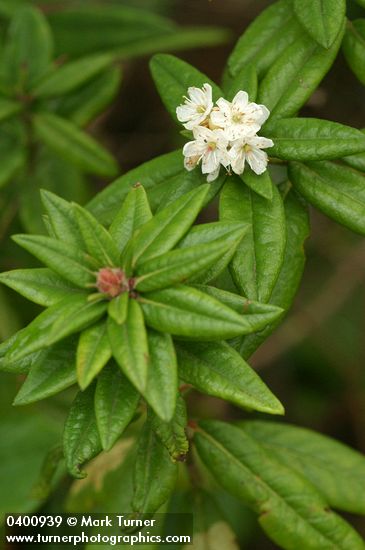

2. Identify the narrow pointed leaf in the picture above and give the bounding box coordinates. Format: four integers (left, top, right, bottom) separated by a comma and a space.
241, 167, 273, 200
243, 420, 365, 516
343, 130, 365, 172
144, 330, 178, 422
293, 0, 345, 48
108, 292, 129, 325
258, 22, 344, 118
33, 113, 118, 177
224, 63, 257, 102
13, 338, 77, 405
109, 184, 152, 253
0, 336, 41, 374
176, 221, 250, 285
108, 300, 149, 392
220, 177, 286, 302
74, 204, 120, 266
177, 342, 284, 415
6, 294, 107, 362
129, 185, 209, 267
2, 6, 53, 89
193, 285, 284, 332
0, 268, 78, 307
266, 118, 365, 160
140, 285, 251, 340
289, 161, 365, 235
33, 52, 115, 98
195, 420, 365, 550
64, 385, 102, 478
343, 20, 365, 86
55, 66, 122, 127
87, 150, 184, 223
77, 321, 112, 390
150, 53, 222, 123
149, 395, 189, 462
132, 421, 177, 515
239, 188, 310, 358
95, 362, 140, 451
227, 0, 302, 80
12, 234, 97, 288
135, 229, 245, 292
40, 189, 84, 249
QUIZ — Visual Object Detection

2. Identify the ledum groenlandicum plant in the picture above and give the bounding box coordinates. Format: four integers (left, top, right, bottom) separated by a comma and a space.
2, 0, 365, 548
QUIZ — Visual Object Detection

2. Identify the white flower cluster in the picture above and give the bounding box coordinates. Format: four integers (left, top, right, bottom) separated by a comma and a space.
176, 83, 274, 182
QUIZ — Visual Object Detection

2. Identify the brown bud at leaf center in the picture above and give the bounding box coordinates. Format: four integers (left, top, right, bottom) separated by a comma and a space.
96, 268, 128, 298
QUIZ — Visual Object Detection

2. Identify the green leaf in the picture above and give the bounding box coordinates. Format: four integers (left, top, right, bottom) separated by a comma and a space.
226, 0, 302, 80
220, 177, 286, 302
149, 395, 188, 462
139, 285, 252, 340
132, 421, 177, 515
49, 6, 228, 59
343, 130, 365, 172
0, 97, 22, 122
194, 420, 365, 550
177, 342, 284, 415
294, 0, 345, 48
0, 334, 40, 374
33, 53, 115, 98
108, 300, 149, 392
33, 113, 118, 177
18, 147, 89, 234
40, 189, 84, 249
95, 362, 140, 451
0, 268, 78, 307
258, 21, 344, 118
12, 234, 97, 288
241, 167, 273, 200
266, 118, 365, 160
176, 221, 250, 285
109, 184, 152, 254
0, 124, 26, 189
155, 167, 226, 213
87, 150, 183, 222
74, 204, 120, 267
223, 63, 257, 102
2, 6, 53, 90
150, 53, 222, 123
5, 294, 107, 362
135, 229, 245, 292
48, 6, 228, 58
64, 385, 102, 478
13, 338, 77, 405
193, 285, 284, 332
128, 185, 209, 268
108, 292, 129, 325
289, 161, 365, 235
55, 66, 122, 128
144, 330, 178, 422
242, 420, 365, 516
239, 188, 310, 359
77, 321, 112, 390
343, 20, 365, 86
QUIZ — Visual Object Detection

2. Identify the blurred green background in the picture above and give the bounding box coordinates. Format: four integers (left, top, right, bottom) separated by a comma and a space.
1, 1, 365, 548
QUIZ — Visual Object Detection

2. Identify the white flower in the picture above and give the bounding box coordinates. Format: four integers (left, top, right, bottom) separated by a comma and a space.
176, 83, 213, 130
210, 91, 270, 140
229, 135, 274, 175
183, 126, 230, 182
